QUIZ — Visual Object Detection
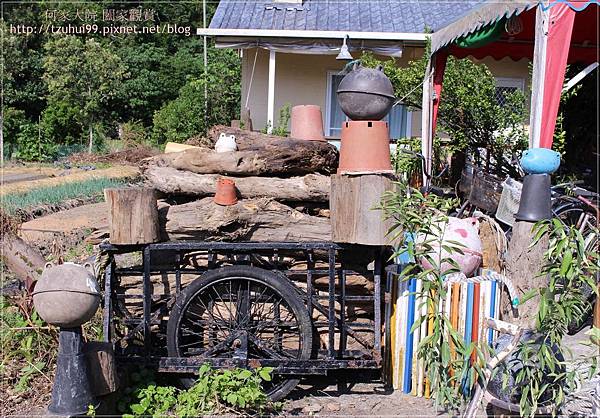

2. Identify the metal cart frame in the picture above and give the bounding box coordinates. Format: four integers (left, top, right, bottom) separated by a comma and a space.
100, 241, 389, 378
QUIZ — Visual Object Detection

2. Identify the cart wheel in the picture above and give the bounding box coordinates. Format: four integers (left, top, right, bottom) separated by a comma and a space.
166, 265, 313, 401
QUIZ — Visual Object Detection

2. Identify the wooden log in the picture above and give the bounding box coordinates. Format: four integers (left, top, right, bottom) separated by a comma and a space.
161, 197, 331, 242
0, 233, 46, 283
142, 166, 330, 202
330, 174, 397, 246
208, 124, 336, 149
104, 188, 161, 245
503, 221, 548, 328
164, 142, 201, 153
83, 341, 118, 396
140, 143, 338, 177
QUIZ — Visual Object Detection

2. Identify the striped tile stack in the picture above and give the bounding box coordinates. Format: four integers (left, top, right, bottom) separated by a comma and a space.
386, 268, 502, 396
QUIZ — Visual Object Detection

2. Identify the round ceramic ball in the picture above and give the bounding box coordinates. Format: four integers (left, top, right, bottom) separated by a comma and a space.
33, 263, 101, 328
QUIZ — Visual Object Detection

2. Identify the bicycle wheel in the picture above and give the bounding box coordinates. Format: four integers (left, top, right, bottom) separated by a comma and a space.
554, 204, 598, 246
166, 265, 313, 401
554, 204, 598, 334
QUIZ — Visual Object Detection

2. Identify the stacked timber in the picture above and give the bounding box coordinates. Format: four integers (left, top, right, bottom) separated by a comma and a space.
140, 126, 338, 242
108, 127, 383, 349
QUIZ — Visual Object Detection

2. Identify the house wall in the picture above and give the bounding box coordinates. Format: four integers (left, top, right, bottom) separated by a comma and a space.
240, 47, 531, 137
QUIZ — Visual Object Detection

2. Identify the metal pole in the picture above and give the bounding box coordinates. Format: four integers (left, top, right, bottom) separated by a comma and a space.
529, 3, 550, 149
267, 50, 276, 134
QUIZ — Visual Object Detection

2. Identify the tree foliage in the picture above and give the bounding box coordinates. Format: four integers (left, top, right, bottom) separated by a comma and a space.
362, 51, 528, 176
43, 36, 127, 152
152, 46, 241, 144
1, 1, 240, 161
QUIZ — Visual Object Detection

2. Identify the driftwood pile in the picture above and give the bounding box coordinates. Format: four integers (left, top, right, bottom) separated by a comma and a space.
138, 126, 376, 339
141, 126, 338, 242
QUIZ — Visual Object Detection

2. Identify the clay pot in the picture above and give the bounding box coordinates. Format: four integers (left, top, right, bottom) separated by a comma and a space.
290, 105, 325, 141
337, 120, 392, 173
214, 178, 238, 206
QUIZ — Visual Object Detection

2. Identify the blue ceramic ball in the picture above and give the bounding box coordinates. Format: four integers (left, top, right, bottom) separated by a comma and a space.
520, 148, 561, 174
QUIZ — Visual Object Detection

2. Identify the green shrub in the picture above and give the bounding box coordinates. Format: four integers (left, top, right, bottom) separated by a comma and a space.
1, 107, 28, 159
14, 121, 56, 162
40, 98, 85, 146
271, 103, 291, 137
151, 47, 240, 145
123, 364, 277, 417
151, 79, 206, 145
120, 120, 149, 146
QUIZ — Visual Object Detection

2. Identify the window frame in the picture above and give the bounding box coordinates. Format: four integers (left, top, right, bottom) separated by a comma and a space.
325, 70, 346, 137
495, 77, 525, 91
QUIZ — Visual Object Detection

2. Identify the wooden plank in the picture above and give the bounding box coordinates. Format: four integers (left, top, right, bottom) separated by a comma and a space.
330, 174, 397, 246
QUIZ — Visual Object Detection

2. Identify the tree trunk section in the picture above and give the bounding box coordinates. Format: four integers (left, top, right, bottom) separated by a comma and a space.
1, 233, 46, 283
143, 166, 330, 202
160, 197, 331, 242
140, 144, 337, 177
330, 174, 397, 246
104, 188, 161, 245
503, 220, 548, 329
88, 123, 93, 154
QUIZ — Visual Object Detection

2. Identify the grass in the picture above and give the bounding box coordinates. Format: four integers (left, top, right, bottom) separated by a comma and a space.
1, 177, 126, 216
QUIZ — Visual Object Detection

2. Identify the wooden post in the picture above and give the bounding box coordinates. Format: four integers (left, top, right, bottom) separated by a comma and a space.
104, 188, 161, 245
503, 221, 548, 328
83, 341, 118, 396
330, 174, 397, 246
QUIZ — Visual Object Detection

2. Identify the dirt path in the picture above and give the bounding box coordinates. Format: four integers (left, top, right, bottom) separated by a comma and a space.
1, 166, 138, 196
19, 202, 109, 255
284, 382, 445, 416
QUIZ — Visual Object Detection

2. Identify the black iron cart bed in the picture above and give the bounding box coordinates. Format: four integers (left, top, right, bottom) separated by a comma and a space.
100, 240, 392, 400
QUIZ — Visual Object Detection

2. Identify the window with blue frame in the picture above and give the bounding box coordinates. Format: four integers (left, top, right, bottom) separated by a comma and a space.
326, 72, 410, 140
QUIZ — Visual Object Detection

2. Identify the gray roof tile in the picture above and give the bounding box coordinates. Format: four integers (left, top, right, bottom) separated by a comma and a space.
209, 0, 485, 33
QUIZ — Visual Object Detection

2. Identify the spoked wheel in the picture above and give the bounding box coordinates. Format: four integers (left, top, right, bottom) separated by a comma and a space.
554, 204, 599, 334
166, 266, 313, 401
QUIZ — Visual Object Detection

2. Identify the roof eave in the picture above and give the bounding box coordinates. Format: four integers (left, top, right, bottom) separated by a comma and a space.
430, 0, 536, 53
197, 28, 428, 42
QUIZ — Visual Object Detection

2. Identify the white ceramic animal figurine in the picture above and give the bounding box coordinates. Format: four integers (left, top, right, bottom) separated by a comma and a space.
215, 133, 237, 153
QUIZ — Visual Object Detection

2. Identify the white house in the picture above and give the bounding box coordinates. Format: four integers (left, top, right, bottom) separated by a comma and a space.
198, 0, 531, 140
